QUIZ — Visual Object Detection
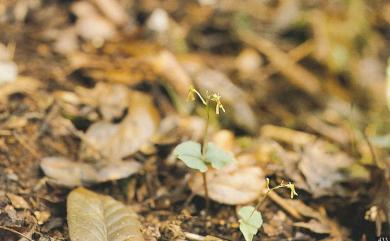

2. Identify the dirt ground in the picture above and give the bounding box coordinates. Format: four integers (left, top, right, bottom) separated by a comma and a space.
1, 0, 390, 241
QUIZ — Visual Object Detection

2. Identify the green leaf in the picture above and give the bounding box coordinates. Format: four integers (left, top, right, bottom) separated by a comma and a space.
173, 141, 208, 172
205, 142, 235, 169
238, 206, 263, 241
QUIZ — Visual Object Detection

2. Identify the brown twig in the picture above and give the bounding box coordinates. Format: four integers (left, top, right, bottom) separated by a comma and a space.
0, 226, 34, 241
238, 29, 321, 95
12, 131, 41, 159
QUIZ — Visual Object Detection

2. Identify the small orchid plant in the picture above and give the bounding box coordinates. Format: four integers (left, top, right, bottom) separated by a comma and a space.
238, 178, 298, 241
173, 86, 235, 209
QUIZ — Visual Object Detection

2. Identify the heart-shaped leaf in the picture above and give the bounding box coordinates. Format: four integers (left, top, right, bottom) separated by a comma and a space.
173, 141, 207, 172
205, 142, 235, 169
67, 187, 144, 241
238, 206, 263, 241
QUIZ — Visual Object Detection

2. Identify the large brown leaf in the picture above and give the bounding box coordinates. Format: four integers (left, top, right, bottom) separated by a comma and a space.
67, 187, 144, 241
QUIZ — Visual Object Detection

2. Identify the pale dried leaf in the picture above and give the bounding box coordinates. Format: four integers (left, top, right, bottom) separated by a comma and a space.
90, 0, 129, 25
0, 76, 41, 101
72, 1, 116, 42
82, 91, 160, 161
41, 156, 141, 187
7, 193, 30, 209
67, 187, 144, 241
189, 157, 264, 205
76, 83, 129, 120
151, 50, 192, 98
299, 141, 354, 197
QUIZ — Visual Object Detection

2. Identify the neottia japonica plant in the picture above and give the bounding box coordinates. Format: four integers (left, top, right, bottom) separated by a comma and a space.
238, 178, 298, 241
173, 86, 235, 209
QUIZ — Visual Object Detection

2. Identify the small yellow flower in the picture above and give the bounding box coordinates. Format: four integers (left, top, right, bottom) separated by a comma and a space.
285, 182, 298, 199
187, 86, 207, 105
210, 93, 225, 115
187, 86, 196, 102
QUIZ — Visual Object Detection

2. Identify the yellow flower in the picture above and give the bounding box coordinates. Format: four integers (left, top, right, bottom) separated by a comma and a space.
210, 93, 225, 115
285, 182, 298, 199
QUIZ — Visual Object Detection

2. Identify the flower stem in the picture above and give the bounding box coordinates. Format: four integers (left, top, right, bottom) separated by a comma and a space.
202, 172, 209, 211
201, 103, 210, 211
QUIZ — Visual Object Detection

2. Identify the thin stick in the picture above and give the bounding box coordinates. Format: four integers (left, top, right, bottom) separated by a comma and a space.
13, 131, 41, 159
0, 226, 34, 241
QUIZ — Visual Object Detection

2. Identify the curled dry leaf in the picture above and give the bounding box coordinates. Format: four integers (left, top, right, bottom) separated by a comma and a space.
189, 156, 264, 205
7, 193, 30, 209
286, 199, 346, 240
41, 156, 141, 187
76, 83, 129, 121
67, 187, 144, 241
90, 0, 129, 26
82, 90, 160, 161
299, 141, 355, 197
72, 1, 116, 42
151, 50, 192, 98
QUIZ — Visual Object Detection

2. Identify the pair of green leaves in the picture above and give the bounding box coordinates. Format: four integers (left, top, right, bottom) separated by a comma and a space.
173, 141, 235, 172
238, 206, 263, 241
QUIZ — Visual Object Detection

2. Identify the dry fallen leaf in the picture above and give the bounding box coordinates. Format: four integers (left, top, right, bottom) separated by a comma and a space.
189, 155, 264, 205
151, 50, 192, 98
82, 90, 160, 161
0, 76, 42, 101
7, 193, 30, 209
67, 187, 144, 241
90, 0, 129, 25
76, 83, 129, 121
299, 141, 354, 197
41, 156, 141, 187
285, 199, 346, 241
72, 1, 117, 43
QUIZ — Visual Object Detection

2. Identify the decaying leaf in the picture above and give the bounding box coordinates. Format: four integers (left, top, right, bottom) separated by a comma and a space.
76, 83, 129, 120
299, 141, 355, 197
189, 156, 264, 205
286, 199, 347, 240
7, 193, 30, 209
151, 50, 192, 98
82, 90, 160, 161
72, 1, 117, 42
41, 156, 141, 187
67, 187, 144, 241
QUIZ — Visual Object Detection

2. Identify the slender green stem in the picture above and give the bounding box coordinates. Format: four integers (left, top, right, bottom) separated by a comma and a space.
249, 185, 284, 217
202, 172, 209, 211
201, 102, 210, 212
202, 103, 210, 156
